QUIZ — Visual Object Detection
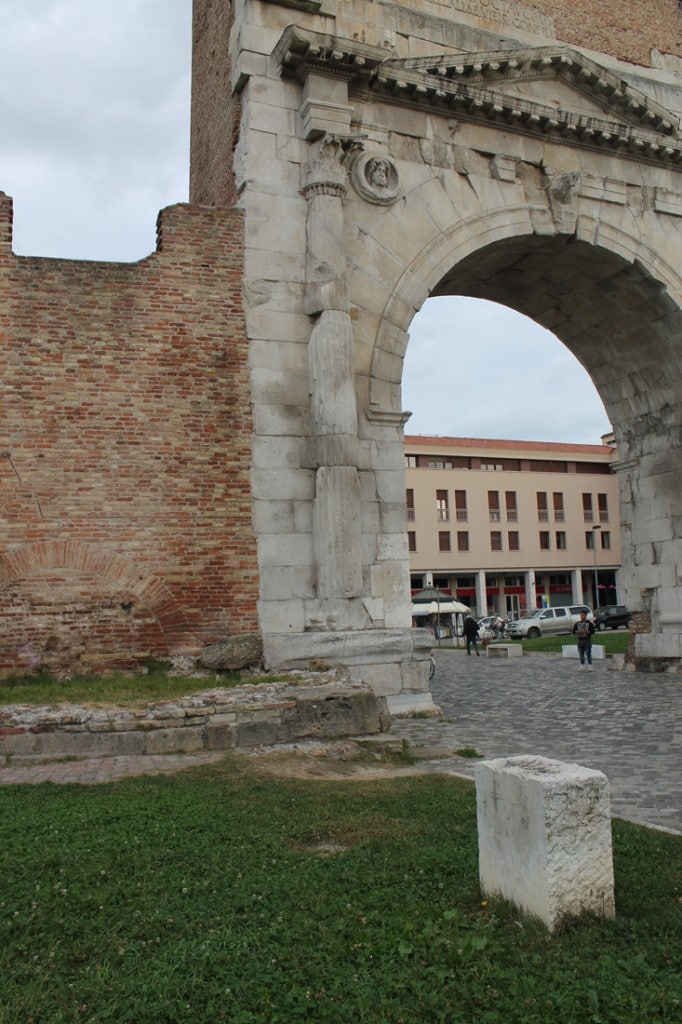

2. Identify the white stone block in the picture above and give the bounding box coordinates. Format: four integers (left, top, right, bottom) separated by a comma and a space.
486, 644, 523, 658
476, 756, 615, 931
561, 645, 605, 659
258, 599, 306, 636
387, 691, 437, 715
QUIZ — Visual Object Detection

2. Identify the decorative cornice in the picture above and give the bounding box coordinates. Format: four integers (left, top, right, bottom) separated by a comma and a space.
389, 48, 678, 135
273, 28, 682, 166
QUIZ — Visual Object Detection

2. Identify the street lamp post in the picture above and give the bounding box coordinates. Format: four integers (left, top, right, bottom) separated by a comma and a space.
592, 524, 602, 611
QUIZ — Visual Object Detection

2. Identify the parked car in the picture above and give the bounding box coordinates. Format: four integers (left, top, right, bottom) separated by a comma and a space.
477, 615, 497, 634
567, 605, 594, 626
509, 604, 592, 639
594, 605, 632, 630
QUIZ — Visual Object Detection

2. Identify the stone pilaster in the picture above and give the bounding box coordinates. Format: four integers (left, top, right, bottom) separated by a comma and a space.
303, 136, 362, 605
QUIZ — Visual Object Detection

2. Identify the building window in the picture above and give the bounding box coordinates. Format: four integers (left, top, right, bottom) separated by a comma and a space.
428, 458, 454, 469
583, 493, 593, 523
585, 531, 595, 550
508, 531, 519, 551
406, 489, 415, 521
436, 489, 449, 521
556, 531, 567, 550
598, 493, 609, 522
539, 531, 551, 550
537, 492, 549, 522
455, 489, 468, 522
408, 531, 416, 552
405, 454, 417, 468
505, 491, 518, 522
457, 531, 469, 552
481, 462, 503, 471
553, 492, 565, 522
601, 531, 611, 550
490, 531, 503, 551
488, 490, 500, 522
438, 531, 451, 552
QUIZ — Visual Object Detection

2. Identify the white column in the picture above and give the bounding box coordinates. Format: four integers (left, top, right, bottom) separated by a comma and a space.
525, 569, 537, 613
476, 570, 487, 616
571, 568, 583, 604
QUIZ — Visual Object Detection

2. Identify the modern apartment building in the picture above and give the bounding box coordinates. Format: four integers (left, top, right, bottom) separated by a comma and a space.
405, 435, 621, 619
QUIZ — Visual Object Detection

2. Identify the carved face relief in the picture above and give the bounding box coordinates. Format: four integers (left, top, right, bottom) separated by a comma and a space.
350, 152, 401, 205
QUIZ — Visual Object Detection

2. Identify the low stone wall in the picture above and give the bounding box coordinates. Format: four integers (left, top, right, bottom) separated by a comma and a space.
0, 670, 391, 763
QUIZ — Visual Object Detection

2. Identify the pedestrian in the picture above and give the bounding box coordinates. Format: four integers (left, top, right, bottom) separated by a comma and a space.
463, 615, 480, 656
572, 610, 595, 669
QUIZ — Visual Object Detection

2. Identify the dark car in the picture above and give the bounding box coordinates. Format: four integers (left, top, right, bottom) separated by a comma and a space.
594, 605, 632, 631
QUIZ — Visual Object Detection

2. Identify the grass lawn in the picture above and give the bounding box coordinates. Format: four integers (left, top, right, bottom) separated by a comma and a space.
440, 632, 630, 656
0, 668, 245, 708
1, 759, 680, 1023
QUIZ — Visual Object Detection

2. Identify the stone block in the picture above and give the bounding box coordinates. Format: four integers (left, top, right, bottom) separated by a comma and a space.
299, 98, 353, 140
277, 684, 382, 741
476, 755, 615, 931
258, 598, 307, 635
386, 691, 437, 716
486, 644, 523, 658
199, 634, 264, 671
561, 645, 605, 659
144, 727, 205, 755
358, 661, 403, 697
234, 718, 280, 748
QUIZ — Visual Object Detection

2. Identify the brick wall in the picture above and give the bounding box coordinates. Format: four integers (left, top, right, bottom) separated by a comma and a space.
190, 0, 239, 206
523, 0, 681, 65
0, 195, 259, 677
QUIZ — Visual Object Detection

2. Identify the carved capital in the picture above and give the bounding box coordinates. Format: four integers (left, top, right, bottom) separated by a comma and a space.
303, 134, 348, 194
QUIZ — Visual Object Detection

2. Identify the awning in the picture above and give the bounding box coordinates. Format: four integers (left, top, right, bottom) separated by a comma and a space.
411, 600, 470, 616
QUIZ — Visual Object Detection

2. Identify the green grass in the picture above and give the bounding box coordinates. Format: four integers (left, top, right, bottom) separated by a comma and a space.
517, 631, 630, 655
444, 632, 630, 656
0, 760, 679, 1023
0, 667, 248, 707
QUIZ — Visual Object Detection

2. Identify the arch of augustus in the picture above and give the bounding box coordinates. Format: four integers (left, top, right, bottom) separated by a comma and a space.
191, 0, 682, 711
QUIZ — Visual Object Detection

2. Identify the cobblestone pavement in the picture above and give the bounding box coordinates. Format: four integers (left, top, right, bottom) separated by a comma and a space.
391, 649, 682, 834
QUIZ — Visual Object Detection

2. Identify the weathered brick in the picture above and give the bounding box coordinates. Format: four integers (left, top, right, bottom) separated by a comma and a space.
0, 203, 259, 677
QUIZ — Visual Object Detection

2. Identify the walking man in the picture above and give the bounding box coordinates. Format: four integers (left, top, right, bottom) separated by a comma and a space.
572, 610, 595, 669
463, 615, 480, 656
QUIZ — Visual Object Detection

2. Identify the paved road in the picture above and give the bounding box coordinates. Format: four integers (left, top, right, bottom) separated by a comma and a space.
391, 648, 682, 834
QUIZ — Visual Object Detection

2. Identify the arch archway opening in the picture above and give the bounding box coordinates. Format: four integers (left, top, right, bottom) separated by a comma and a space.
390, 234, 681, 666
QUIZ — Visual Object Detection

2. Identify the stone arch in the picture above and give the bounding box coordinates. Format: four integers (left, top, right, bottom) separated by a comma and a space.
366, 202, 682, 658
0, 541, 192, 670
369, 204, 682, 430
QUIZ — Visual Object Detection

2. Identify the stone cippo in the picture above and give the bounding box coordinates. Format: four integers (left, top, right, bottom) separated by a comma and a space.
475, 755, 615, 931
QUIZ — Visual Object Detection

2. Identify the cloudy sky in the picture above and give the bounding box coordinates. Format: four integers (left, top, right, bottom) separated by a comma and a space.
1, 1, 612, 446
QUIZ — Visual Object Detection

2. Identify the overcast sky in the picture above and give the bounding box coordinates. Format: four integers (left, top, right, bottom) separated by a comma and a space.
1, 1, 612, 446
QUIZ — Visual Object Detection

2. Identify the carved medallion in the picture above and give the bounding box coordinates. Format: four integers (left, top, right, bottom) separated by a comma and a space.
350, 152, 402, 205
